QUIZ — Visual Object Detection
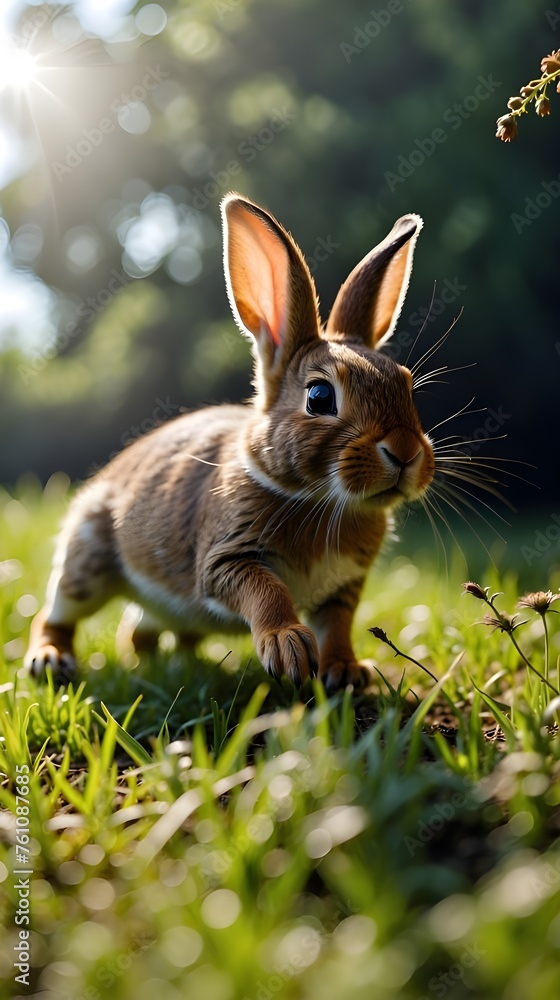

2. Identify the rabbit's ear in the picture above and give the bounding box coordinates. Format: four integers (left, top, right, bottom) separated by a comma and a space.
222, 194, 320, 395
325, 214, 422, 349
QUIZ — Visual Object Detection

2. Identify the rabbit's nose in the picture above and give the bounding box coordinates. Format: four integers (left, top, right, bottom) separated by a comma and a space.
378, 428, 422, 469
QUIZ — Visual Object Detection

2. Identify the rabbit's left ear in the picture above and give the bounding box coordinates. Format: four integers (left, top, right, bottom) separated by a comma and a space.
221, 194, 320, 390
325, 214, 422, 349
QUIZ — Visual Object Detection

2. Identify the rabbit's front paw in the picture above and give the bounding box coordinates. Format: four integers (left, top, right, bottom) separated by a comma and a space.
319, 658, 372, 695
26, 645, 78, 685
256, 624, 319, 685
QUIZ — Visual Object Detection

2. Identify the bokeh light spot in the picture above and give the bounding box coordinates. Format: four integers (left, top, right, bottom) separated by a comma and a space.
15, 593, 38, 617
161, 926, 203, 968
201, 889, 241, 929
118, 101, 152, 135
136, 4, 167, 36
165, 245, 202, 284
333, 915, 377, 954
11, 224, 43, 266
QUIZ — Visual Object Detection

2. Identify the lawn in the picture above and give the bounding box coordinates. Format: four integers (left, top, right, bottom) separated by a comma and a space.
1, 477, 560, 1000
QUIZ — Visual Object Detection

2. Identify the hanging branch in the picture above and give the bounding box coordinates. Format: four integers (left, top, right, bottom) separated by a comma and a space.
496, 50, 560, 141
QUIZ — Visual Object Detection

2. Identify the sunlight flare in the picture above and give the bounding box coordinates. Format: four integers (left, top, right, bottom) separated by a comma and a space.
0, 31, 38, 93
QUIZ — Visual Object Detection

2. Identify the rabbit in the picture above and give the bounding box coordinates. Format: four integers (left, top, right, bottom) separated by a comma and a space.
25, 193, 435, 693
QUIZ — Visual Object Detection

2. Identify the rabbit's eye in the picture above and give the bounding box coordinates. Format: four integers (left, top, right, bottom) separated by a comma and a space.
306, 381, 337, 416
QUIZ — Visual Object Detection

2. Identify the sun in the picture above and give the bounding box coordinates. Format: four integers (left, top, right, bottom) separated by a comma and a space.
0, 30, 39, 93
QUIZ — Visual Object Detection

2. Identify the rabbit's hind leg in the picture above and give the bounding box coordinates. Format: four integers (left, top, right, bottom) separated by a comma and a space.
115, 604, 202, 659
25, 495, 120, 684
116, 604, 163, 657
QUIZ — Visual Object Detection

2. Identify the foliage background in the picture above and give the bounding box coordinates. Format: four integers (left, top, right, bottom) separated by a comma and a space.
0, 0, 558, 563
2, 7, 560, 998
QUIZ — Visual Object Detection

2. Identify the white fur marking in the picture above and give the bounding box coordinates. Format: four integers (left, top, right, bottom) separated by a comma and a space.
272, 553, 365, 613
239, 444, 300, 500
123, 566, 244, 632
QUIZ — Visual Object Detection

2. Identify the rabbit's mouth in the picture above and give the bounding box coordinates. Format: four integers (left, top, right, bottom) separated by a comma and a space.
364, 481, 428, 507
364, 486, 405, 507
336, 426, 434, 509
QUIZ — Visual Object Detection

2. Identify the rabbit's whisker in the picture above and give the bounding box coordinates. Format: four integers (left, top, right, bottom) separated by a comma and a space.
259, 483, 326, 543
410, 310, 463, 378
184, 452, 224, 468
314, 486, 341, 552
419, 493, 450, 578
431, 478, 507, 545
434, 466, 514, 514
433, 473, 512, 526
427, 398, 486, 436
434, 455, 536, 488
325, 486, 350, 557
293, 484, 336, 544
403, 279, 438, 369
428, 482, 500, 568
413, 361, 476, 391
432, 436, 508, 453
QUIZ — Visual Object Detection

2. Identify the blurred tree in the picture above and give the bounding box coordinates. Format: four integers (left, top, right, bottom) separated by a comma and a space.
0, 0, 558, 534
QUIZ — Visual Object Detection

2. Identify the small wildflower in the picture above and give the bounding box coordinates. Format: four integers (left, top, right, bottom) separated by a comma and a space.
481, 611, 525, 633
496, 114, 518, 142
517, 590, 559, 615
462, 581, 488, 601
535, 95, 551, 117
368, 626, 438, 683
368, 626, 390, 644
496, 48, 560, 142
541, 51, 560, 74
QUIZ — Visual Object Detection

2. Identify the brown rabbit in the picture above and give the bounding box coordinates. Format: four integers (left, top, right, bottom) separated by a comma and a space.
25, 194, 435, 692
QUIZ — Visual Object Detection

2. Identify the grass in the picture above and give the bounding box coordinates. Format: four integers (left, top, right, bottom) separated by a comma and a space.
1, 477, 560, 1000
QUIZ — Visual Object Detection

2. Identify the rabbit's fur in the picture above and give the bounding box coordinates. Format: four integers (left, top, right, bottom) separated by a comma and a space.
26, 194, 435, 692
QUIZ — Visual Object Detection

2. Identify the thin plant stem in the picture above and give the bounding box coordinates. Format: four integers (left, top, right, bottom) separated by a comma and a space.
513, 66, 560, 117
486, 597, 560, 697
369, 628, 438, 684
543, 613, 550, 685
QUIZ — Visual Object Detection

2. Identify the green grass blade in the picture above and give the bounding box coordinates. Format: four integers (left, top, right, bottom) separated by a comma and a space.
215, 683, 269, 776
402, 653, 464, 737
471, 680, 517, 751
122, 694, 144, 732
94, 704, 152, 767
